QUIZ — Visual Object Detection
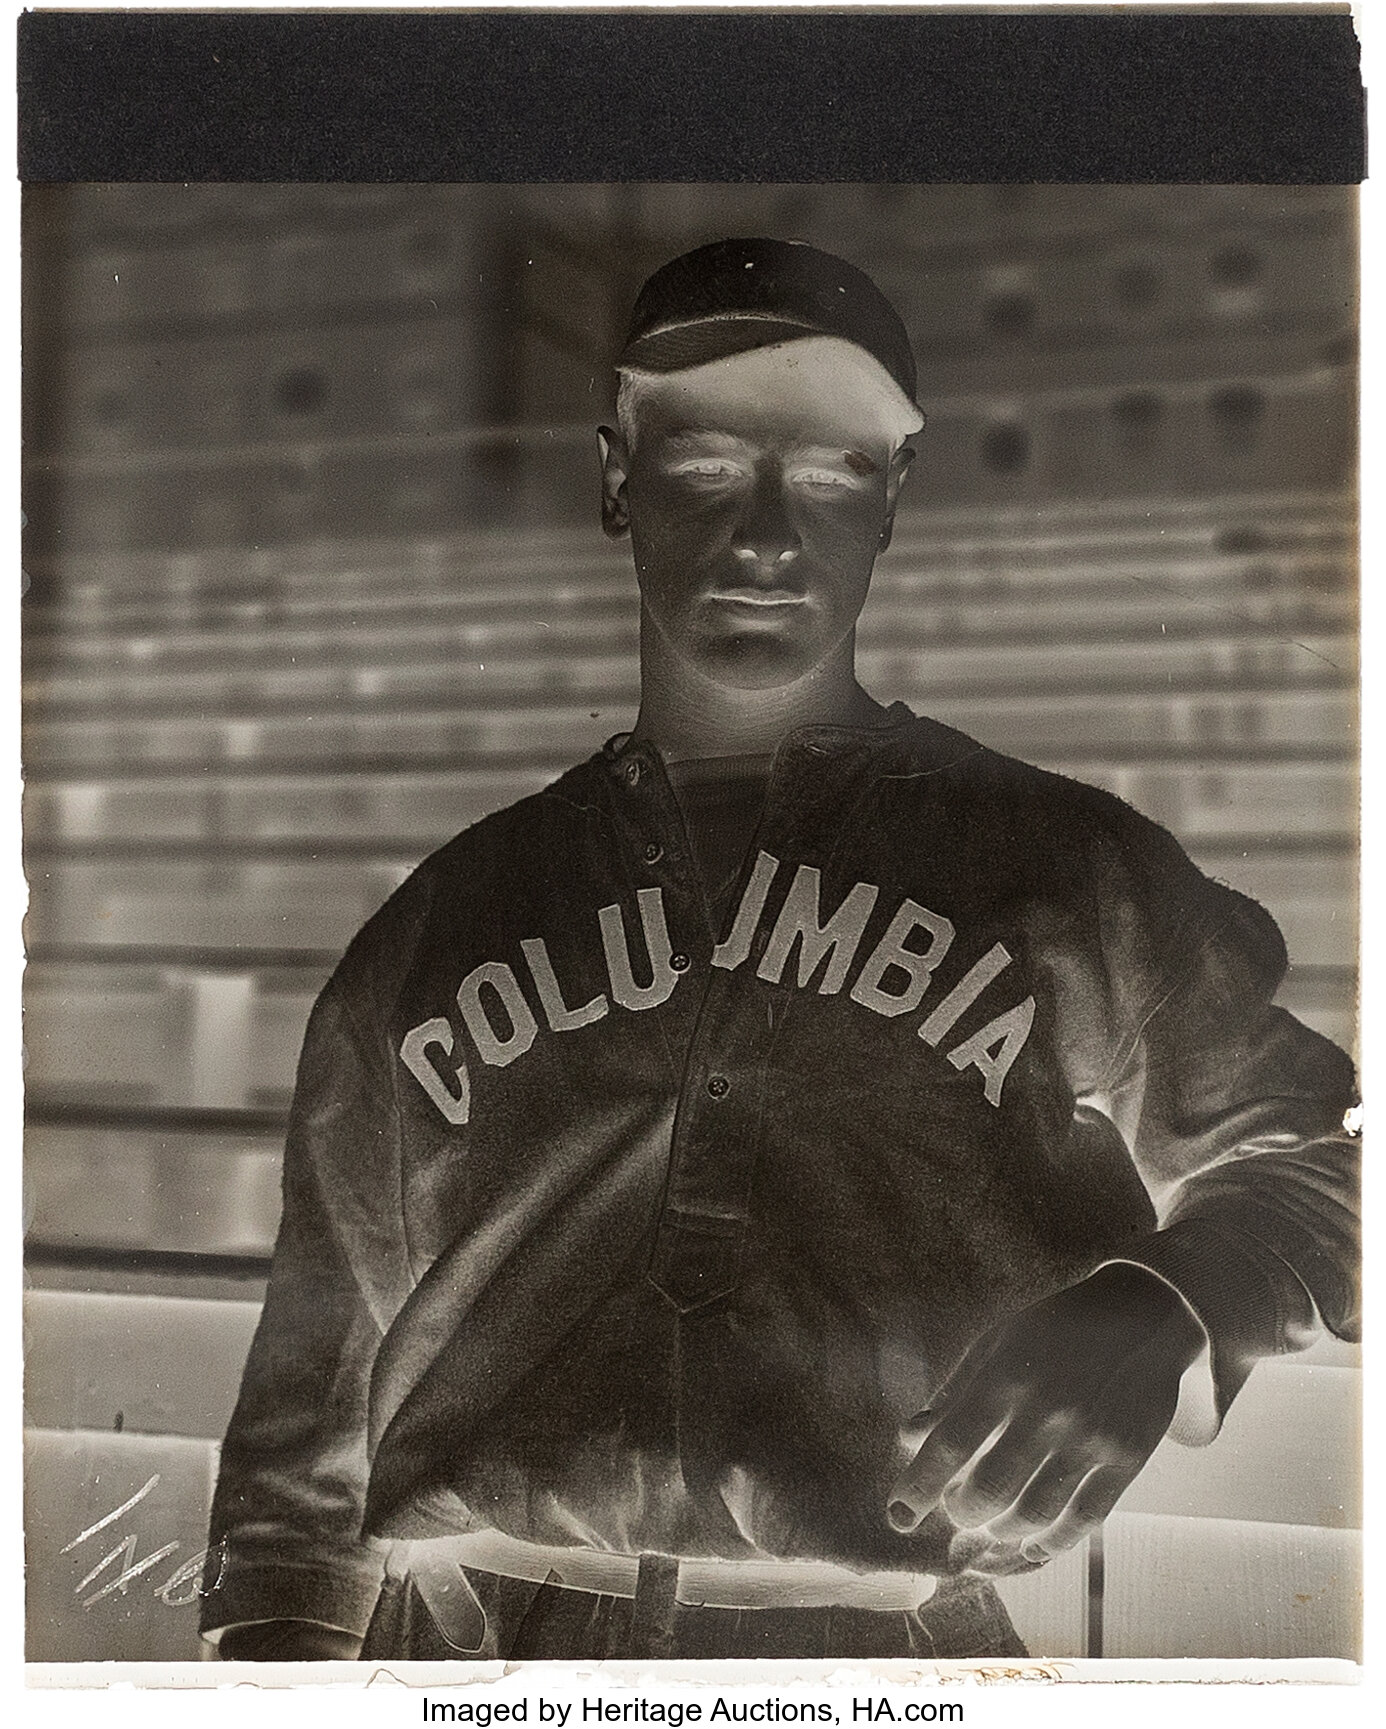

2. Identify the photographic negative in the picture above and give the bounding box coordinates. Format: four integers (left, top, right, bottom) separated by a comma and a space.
21, 181, 1361, 1669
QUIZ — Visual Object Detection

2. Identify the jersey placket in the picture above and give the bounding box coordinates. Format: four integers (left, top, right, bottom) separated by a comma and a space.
644, 733, 864, 1313
600, 730, 713, 1074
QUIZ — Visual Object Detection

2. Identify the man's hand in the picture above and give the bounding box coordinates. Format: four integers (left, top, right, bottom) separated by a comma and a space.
217, 1620, 364, 1661
887, 1263, 1206, 1572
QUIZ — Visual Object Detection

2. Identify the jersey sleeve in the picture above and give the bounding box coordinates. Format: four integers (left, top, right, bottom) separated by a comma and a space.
1094, 840, 1360, 1443
199, 975, 400, 1641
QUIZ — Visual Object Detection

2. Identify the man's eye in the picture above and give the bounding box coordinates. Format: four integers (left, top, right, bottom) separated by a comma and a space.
793, 469, 857, 489
669, 460, 743, 480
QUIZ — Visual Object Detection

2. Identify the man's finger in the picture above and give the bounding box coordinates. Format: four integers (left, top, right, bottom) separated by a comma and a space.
940, 1417, 1055, 1531
1018, 1463, 1132, 1563
888, 1403, 1006, 1532
897, 1408, 939, 1453
897, 1329, 1002, 1448
983, 1450, 1091, 1544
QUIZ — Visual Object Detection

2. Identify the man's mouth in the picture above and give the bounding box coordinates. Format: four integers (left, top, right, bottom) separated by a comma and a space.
707, 590, 808, 608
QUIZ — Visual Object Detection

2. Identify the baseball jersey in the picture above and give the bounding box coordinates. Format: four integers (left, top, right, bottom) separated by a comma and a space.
201, 705, 1359, 1641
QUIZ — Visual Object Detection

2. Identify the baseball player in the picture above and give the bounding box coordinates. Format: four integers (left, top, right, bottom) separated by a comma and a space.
204, 239, 1359, 1663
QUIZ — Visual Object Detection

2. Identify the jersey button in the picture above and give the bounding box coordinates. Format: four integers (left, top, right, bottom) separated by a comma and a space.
707, 1074, 730, 1099
643, 842, 664, 864
671, 952, 690, 972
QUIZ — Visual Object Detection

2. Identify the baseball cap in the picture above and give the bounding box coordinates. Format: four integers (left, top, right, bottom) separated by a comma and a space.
619, 237, 919, 408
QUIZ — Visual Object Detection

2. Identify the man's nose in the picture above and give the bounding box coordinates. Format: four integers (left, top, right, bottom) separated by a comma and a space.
731, 469, 801, 577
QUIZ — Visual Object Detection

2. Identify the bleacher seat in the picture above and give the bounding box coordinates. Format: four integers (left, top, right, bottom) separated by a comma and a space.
26, 1127, 283, 1259
1101, 1514, 1360, 1661
25, 1291, 262, 1438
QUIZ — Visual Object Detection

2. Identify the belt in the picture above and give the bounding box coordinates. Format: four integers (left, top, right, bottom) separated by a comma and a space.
398, 1530, 938, 1616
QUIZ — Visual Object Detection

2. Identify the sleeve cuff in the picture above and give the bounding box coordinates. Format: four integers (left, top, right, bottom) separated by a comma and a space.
1096, 1252, 1219, 1444
199, 1544, 388, 1641
1100, 1216, 1321, 1445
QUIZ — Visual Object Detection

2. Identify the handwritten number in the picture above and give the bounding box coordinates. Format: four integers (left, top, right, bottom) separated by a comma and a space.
63, 1475, 213, 1612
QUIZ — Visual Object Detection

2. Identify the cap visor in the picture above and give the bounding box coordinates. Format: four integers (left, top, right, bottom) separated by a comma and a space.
618, 315, 825, 375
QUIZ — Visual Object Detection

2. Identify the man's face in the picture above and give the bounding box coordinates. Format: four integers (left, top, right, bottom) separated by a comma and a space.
601, 343, 915, 692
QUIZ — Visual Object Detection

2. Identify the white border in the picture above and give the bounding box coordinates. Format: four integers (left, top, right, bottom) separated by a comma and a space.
4, 5, 1374, 1723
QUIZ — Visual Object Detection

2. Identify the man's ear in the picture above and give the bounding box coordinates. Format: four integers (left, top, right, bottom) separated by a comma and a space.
597, 426, 631, 539
877, 443, 917, 555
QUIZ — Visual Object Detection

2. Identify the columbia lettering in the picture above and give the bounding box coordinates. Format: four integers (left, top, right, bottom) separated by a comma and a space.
400, 854, 1034, 1123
